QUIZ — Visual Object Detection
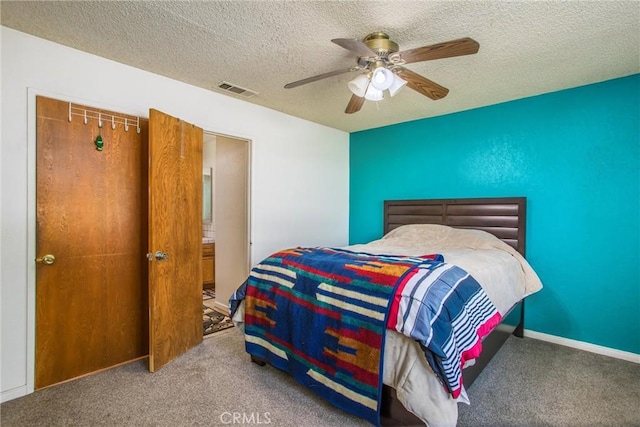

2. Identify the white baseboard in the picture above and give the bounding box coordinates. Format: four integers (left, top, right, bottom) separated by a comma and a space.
213, 300, 230, 316
524, 329, 640, 364
1, 385, 28, 403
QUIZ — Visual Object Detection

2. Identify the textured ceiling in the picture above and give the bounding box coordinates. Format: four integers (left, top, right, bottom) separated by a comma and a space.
2, 1, 638, 132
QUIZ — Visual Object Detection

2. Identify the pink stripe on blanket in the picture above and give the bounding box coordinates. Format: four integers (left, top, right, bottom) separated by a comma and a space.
386, 267, 422, 329
460, 312, 502, 365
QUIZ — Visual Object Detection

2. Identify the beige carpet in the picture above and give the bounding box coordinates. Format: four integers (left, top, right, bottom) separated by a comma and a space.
1, 331, 638, 426
1, 328, 368, 427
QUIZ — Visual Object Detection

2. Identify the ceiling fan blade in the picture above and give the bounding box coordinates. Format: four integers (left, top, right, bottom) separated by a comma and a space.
331, 38, 377, 57
284, 67, 357, 89
396, 67, 449, 100
397, 37, 479, 64
345, 94, 365, 114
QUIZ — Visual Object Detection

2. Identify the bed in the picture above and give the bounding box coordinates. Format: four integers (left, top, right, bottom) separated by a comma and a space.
229, 197, 542, 426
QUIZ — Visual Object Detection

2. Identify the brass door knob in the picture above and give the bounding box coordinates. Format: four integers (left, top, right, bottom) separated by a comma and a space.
146, 251, 168, 261
35, 254, 56, 265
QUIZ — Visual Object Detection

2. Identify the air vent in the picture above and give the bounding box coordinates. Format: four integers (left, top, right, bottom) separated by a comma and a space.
216, 81, 258, 98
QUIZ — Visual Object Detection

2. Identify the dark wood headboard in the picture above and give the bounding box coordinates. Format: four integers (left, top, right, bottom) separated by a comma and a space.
383, 197, 526, 256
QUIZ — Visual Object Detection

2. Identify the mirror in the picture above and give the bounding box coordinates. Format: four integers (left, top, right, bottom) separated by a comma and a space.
203, 167, 212, 223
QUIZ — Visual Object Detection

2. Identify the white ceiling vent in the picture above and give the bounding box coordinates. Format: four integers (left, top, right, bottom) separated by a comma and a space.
216, 81, 258, 98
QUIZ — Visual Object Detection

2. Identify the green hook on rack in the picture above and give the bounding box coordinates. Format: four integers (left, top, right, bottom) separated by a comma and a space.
95, 134, 103, 151
95, 114, 103, 151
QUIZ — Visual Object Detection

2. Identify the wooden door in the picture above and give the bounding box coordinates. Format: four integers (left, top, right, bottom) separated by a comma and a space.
35, 96, 148, 389
148, 109, 203, 372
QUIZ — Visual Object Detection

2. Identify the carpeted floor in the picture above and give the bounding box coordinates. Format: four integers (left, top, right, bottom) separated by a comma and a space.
1, 328, 368, 427
203, 289, 234, 336
1, 332, 638, 426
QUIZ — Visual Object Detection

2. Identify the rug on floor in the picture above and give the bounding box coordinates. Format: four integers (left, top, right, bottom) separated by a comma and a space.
203, 289, 234, 336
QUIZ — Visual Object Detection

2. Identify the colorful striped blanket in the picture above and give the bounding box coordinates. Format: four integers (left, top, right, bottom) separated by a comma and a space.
229, 247, 500, 425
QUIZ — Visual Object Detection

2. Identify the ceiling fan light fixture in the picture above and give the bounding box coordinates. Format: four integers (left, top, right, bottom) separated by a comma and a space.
285, 33, 480, 114
388, 73, 407, 97
370, 66, 394, 91
347, 74, 370, 98
364, 85, 384, 101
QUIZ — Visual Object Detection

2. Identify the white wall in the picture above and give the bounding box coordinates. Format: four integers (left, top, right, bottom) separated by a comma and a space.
214, 136, 251, 313
0, 27, 350, 401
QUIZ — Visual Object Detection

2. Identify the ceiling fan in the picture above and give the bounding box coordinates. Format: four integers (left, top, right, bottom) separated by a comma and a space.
284, 32, 479, 114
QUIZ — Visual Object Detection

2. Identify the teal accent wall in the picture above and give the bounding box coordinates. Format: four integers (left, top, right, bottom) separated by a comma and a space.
349, 75, 640, 354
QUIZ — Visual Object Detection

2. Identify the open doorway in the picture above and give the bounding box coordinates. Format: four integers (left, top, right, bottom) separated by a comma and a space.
201, 131, 251, 337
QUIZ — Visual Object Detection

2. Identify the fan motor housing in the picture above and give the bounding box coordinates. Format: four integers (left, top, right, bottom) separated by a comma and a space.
363, 32, 399, 57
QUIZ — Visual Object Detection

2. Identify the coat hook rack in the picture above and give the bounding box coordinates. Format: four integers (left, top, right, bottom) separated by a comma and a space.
67, 103, 142, 134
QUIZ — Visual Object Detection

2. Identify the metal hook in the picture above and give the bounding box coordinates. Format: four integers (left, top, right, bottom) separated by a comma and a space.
84, 110, 87, 125
136, 117, 140, 134
111, 115, 116, 130
98, 113, 102, 128
124, 118, 129, 132
68, 103, 72, 122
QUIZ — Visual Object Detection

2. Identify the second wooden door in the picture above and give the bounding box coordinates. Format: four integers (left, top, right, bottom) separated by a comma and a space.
147, 109, 203, 372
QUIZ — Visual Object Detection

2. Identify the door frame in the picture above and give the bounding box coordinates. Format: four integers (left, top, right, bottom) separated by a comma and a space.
202, 130, 253, 315
25, 87, 253, 393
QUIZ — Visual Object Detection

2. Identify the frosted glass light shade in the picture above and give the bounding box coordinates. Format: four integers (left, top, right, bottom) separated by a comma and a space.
370, 67, 394, 91
347, 74, 370, 97
388, 74, 407, 97
364, 85, 384, 101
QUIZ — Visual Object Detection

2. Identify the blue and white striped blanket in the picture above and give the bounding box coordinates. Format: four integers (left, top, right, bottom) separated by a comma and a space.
387, 261, 502, 398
